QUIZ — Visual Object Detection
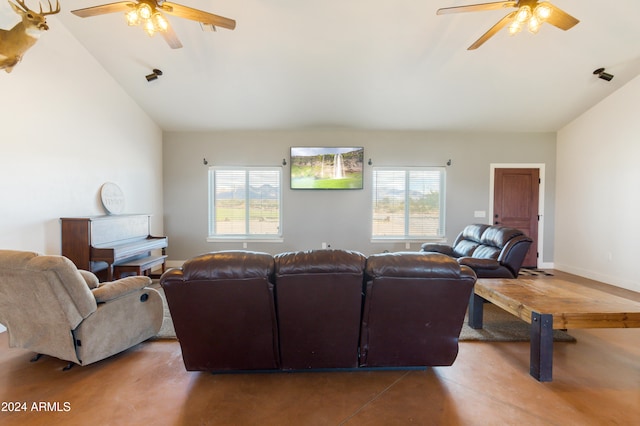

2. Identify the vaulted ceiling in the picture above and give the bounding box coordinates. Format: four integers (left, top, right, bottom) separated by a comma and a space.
20, 1, 640, 131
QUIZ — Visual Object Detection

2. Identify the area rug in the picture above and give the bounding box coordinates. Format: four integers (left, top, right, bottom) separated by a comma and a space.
150, 284, 575, 343
150, 283, 176, 339
519, 268, 554, 277
459, 303, 575, 342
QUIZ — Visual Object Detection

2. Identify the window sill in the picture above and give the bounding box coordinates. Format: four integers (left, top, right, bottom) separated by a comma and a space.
206, 237, 284, 243
370, 237, 446, 243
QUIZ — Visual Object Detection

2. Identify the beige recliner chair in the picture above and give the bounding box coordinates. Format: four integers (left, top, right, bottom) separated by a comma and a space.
0, 250, 163, 369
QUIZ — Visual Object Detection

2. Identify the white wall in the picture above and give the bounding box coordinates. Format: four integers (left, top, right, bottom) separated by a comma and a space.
556, 75, 640, 292
0, 19, 164, 330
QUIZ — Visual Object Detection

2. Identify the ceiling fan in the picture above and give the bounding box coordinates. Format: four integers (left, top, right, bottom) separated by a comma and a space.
71, 0, 236, 49
437, 1, 579, 50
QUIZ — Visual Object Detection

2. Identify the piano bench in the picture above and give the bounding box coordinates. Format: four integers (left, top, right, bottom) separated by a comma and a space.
113, 255, 167, 280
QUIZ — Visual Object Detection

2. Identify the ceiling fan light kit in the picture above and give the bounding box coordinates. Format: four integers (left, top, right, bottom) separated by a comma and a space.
437, 0, 579, 50
125, 1, 169, 37
508, 2, 551, 35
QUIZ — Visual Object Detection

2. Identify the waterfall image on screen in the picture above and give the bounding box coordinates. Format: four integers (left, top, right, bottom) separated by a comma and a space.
290, 147, 364, 189
333, 153, 344, 179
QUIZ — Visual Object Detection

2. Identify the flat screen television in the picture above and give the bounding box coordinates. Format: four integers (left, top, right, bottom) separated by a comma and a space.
290, 147, 364, 190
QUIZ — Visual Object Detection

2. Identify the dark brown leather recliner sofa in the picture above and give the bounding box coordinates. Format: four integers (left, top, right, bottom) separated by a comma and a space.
160, 249, 476, 373
421, 224, 533, 278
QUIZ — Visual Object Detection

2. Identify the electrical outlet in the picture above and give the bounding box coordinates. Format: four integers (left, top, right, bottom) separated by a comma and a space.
321, 242, 327, 249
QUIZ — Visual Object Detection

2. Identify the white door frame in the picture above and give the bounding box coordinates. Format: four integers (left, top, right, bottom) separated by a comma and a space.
489, 163, 548, 269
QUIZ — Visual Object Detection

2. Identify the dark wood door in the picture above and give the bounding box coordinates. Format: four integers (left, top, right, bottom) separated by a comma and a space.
493, 168, 539, 268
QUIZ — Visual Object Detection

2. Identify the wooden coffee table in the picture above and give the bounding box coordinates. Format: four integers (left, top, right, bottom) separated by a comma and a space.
467, 277, 640, 382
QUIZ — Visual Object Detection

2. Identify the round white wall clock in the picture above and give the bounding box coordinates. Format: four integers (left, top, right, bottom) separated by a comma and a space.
100, 182, 125, 215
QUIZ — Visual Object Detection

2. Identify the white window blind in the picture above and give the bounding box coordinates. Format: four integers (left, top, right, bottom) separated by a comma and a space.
208, 167, 282, 239
372, 167, 445, 239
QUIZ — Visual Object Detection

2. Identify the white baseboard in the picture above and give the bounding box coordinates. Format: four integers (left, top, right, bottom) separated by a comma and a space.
554, 263, 639, 293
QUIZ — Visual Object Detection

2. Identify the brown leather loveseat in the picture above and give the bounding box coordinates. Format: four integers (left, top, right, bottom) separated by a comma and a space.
421, 224, 533, 278
161, 249, 476, 373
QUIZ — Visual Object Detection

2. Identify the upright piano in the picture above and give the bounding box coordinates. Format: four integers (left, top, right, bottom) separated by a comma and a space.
61, 215, 168, 281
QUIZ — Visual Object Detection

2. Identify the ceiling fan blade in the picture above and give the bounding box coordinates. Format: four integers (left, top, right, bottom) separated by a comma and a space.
437, 1, 516, 15
71, 2, 134, 18
161, 2, 236, 30
468, 10, 516, 50
544, 2, 579, 31
162, 21, 183, 49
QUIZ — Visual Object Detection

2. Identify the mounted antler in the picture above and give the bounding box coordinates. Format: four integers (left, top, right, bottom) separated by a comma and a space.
37, 0, 61, 15
0, 0, 61, 73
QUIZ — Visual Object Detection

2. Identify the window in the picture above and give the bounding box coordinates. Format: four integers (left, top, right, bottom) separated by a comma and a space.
372, 167, 445, 239
208, 167, 282, 240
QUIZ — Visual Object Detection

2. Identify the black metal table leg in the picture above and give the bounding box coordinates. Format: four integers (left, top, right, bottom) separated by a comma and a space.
468, 292, 485, 329
530, 311, 554, 382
